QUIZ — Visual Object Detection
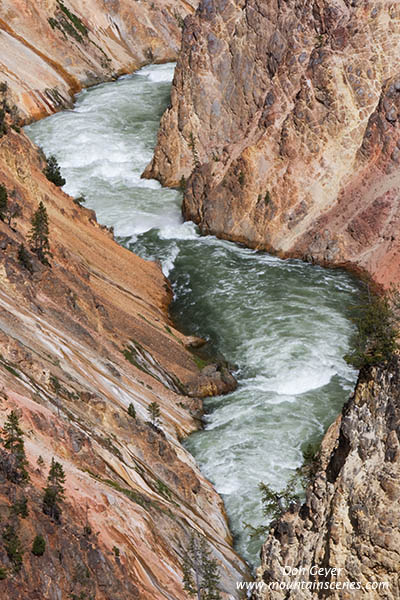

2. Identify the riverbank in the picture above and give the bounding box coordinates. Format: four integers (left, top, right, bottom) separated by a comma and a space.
26, 63, 362, 569
0, 5, 251, 598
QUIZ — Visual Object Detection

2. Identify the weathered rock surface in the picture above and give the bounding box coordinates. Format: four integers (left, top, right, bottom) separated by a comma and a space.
0, 1, 252, 597
0, 0, 194, 121
253, 356, 400, 599
0, 124, 248, 598
147, 0, 400, 288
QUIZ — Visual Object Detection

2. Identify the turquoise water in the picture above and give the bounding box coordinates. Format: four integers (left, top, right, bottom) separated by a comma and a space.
26, 63, 360, 566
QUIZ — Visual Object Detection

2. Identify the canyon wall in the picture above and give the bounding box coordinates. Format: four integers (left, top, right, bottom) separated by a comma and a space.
146, 0, 400, 289
0, 1, 250, 598
0, 0, 194, 121
253, 357, 400, 599
145, 0, 400, 595
0, 110, 247, 600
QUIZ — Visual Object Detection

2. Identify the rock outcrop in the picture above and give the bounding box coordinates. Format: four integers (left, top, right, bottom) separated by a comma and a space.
253, 356, 400, 599
146, 0, 400, 288
0, 1, 251, 598
0, 0, 194, 121
0, 118, 248, 599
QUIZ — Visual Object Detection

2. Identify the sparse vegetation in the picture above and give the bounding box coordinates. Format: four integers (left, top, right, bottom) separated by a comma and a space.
147, 402, 161, 429
32, 534, 46, 556
17, 244, 33, 273
42, 457, 66, 522
112, 545, 120, 558
43, 154, 66, 187
345, 287, 400, 369
29, 201, 51, 265
182, 533, 222, 599
2, 525, 23, 572
2, 410, 29, 483
12, 497, 28, 518
238, 171, 245, 186
128, 403, 136, 419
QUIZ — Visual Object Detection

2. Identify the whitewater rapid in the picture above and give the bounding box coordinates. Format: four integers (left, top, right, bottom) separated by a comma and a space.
26, 63, 360, 566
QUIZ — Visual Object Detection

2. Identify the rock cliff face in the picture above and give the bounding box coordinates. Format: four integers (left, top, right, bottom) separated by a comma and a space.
0, 1, 250, 598
0, 120, 247, 599
253, 357, 400, 599
146, 0, 400, 594
0, 0, 194, 121
146, 0, 400, 288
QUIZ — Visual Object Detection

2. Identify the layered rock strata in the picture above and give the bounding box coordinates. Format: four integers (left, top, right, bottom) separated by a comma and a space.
0, 1, 250, 598
0, 120, 247, 599
0, 0, 194, 121
146, 0, 400, 288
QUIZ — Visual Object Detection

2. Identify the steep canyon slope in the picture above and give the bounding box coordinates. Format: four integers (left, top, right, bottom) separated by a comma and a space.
147, 0, 400, 288
0, 1, 249, 598
0, 0, 194, 121
146, 0, 400, 596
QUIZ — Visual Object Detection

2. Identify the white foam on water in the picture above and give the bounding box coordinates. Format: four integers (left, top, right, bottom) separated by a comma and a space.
25, 63, 361, 568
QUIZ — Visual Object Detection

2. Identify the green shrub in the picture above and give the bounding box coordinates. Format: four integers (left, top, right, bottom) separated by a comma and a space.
0, 184, 8, 220
0, 566, 7, 579
12, 497, 28, 518
112, 545, 120, 557
345, 288, 400, 369
32, 535, 46, 556
127, 403, 136, 419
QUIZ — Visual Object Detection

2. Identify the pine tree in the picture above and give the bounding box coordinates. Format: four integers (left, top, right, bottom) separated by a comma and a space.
43, 155, 65, 187
29, 201, 50, 264
42, 458, 65, 522
182, 534, 222, 599
2, 410, 29, 483
128, 403, 136, 419
147, 402, 161, 429
17, 244, 33, 273
0, 184, 7, 221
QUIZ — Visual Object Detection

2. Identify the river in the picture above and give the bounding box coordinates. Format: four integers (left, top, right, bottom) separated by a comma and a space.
26, 63, 360, 567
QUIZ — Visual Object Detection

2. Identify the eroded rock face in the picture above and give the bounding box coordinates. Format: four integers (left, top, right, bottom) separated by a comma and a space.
0, 0, 195, 121
147, 0, 400, 288
0, 125, 248, 598
0, 1, 249, 591
252, 357, 400, 599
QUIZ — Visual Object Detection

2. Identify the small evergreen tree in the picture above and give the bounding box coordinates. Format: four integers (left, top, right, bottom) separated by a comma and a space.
182, 534, 222, 599
128, 403, 136, 419
17, 244, 33, 273
43, 155, 65, 187
0, 184, 7, 221
2, 410, 29, 483
42, 457, 65, 522
29, 201, 50, 264
31, 534, 46, 556
12, 496, 28, 518
258, 480, 300, 521
147, 402, 161, 428
2, 525, 23, 572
